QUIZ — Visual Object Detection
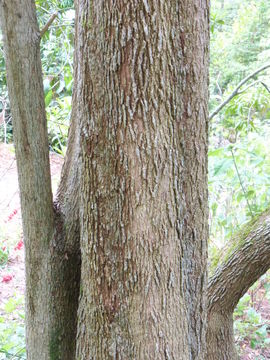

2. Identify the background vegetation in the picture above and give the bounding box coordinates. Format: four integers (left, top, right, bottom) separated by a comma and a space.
0, 0, 270, 358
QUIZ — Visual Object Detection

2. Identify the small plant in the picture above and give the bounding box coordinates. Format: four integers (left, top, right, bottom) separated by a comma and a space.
234, 276, 270, 352
0, 297, 25, 359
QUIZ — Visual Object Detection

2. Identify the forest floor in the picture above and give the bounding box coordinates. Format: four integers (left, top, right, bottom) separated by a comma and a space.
0, 142, 269, 359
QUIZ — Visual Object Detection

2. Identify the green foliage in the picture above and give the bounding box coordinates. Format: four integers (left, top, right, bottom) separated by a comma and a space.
234, 275, 270, 351
0, 247, 8, 267
0, 1, 74, 152
38, 1, 74, 154
209, 0, 270, 247
0, 297, 25, 359
209, 125, 270, 245
210, 0, 270, 111
210, 12, 225, 35
0, 123, 13, 144
47, 96, 71, 155
0, 226, 9, 267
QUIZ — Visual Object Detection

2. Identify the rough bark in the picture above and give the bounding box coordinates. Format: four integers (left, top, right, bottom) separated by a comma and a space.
76, 1, 209, 359
207, 209, 270, 360
0, 1, 80, 359
53, 4, 83, 357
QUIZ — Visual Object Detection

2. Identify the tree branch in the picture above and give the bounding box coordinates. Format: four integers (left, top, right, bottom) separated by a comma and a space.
237, 80, 260, 94
40, 12, 58, 38
208, 208, 270, 313
261, 81, 270, 93
210, 64, 270, 120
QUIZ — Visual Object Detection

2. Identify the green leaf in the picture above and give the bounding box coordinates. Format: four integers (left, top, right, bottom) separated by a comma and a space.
255, 325, 268, 338
45, 90, 53, 107
217, 19, 225, 25
208, 147, 225, 157
213, 158, 233, 176
250, 338, 257, 349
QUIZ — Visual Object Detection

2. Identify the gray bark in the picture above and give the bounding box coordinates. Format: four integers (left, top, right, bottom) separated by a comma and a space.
207, 209, 270, 360
75, 1, 210, 359
0, 1, 80, 359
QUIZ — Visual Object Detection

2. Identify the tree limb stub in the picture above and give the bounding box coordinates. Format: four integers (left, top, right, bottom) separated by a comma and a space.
210, 64, 270, 120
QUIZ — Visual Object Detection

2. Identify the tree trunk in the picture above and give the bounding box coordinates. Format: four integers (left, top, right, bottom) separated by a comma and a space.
75, 1, 209, 359
0, 1, 81, 359
4, 1, 270, 359
207, 209, 270, 360
207, 312, 238, 360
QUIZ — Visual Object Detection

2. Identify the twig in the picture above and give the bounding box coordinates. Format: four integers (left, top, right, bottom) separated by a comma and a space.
40, 12, 58, 38
231, 148, 254, 218
238, 80, 270, 95
261, 81, 270, 93
0, 158, 16, 180
210, 64, 270, 120
238, 80, 260, 94
216, 72, 223, 97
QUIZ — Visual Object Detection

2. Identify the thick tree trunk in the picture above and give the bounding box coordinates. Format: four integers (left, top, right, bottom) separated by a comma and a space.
75, 1, 209, 359
207, 209, 270, 360
0, 1, 81, 359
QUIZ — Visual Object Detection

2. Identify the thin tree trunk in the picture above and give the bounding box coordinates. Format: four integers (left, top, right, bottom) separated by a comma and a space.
0, 1, 80, 358
76, 1, 209, 359
207, 209, 270, 359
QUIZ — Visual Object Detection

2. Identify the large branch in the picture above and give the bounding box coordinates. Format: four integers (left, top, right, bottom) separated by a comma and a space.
210, 64, 270, 120
208, 208, 270, 313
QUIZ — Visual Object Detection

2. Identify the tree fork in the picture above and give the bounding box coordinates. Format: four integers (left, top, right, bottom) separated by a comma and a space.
0, 1, 81, 358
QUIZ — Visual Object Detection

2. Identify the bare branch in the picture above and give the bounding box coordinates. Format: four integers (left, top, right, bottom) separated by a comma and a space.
210, 64, 270, 120
237, 80, 260, 94
40, 12, 58, 37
